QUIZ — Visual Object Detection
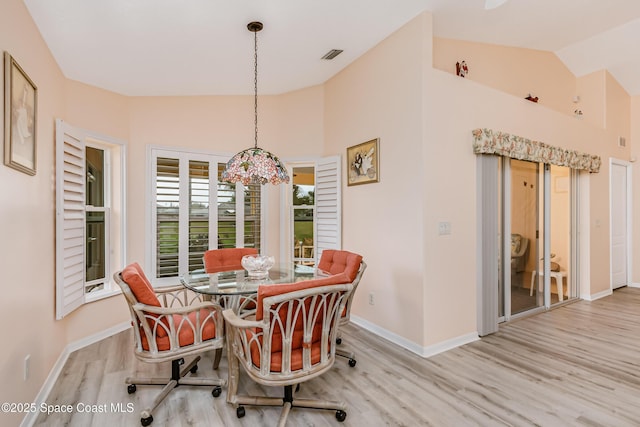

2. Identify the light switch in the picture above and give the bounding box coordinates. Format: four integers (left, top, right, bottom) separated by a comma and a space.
438, 221, 451, 235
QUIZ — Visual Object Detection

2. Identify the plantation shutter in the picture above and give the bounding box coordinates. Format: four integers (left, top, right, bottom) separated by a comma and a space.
55, 119, 86, 319
155, 156, 181, 278
151, 148, 263, 283
315, 155, 342, 262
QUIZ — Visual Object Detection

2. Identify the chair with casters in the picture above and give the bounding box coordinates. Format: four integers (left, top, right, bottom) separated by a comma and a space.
203, 247, 260, 366
203, 247, 258, 273
223, 273, 354, 425
114, 263, 226, 426
317, 249, 366, 367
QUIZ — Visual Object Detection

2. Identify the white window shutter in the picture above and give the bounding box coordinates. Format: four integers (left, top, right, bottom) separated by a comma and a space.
55, 119, 86, 319
315, 155, 342, 262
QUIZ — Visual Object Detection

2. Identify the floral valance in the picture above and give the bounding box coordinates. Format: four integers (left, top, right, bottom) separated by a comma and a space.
472, 128, 601, 173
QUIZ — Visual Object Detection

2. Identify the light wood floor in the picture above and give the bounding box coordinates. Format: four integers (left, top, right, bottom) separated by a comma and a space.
34, 287, 640, 426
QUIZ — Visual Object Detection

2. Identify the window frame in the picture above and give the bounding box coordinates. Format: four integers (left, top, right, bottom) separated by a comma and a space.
147, 145, 266, 286
84, 142, 111, 294
281, 155, 342, 265
55, 119, 127, 319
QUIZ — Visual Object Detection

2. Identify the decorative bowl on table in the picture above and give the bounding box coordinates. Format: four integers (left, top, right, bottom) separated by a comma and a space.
241, 254, 275, 279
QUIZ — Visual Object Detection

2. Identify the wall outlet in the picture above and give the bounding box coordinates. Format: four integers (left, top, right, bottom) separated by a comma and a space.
368, 293, 374, 305
24, 354, 30, 381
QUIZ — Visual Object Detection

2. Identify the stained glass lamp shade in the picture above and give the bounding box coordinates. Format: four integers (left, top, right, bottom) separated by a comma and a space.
222, 21, 290, 186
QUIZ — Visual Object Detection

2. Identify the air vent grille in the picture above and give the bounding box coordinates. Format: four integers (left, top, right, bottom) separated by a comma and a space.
321, 49, 343, 60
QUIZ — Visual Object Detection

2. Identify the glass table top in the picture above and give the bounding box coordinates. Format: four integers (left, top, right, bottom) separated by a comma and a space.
180, 263, 325, 296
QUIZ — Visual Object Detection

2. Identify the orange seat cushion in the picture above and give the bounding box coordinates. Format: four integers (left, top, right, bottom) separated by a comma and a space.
203, 248, 258, 273
141, 308, 217, 351
317, 250, 363, 282
121, 262, 169, 338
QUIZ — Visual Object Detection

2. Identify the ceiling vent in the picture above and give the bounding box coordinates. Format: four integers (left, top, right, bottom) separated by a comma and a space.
321, 49, 344, 60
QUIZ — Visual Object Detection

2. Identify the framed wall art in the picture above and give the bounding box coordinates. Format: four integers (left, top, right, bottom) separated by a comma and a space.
347, 138, 379, 186
4, 52, 37, 175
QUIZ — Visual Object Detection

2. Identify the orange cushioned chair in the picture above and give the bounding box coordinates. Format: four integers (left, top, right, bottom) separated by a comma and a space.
203, 247, 258, 273
114, 263, 226, 427
223, 273, 353, 425
317, 250, 366, 367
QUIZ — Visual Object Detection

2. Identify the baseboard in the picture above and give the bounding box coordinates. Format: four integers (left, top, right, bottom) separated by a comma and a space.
21, 322, 130, 427
421, 332, 480, 358
582, 288, 613, 301
350, 315, 479, 359
628, 282, 640, 289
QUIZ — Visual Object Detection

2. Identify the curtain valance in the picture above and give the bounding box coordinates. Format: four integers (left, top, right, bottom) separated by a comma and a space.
472, 128, 601, 173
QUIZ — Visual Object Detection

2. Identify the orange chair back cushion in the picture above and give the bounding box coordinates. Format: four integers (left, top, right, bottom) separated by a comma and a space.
250, 273, 351, 371
122, 263, 218, 350
121, 262, 169, 338
203, 248, 258, 273
317, 250, 363, 282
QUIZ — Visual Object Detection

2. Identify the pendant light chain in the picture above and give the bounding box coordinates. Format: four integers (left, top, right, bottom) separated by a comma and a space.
221, 21, 289, 186
253, 29, 259, 149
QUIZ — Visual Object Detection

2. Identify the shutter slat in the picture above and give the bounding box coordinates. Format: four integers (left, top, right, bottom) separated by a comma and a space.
314, 156, 342, 262
56, 120, 86, 319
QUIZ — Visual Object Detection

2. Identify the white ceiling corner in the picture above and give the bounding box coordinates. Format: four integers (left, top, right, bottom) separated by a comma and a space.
23, 0, 640, 96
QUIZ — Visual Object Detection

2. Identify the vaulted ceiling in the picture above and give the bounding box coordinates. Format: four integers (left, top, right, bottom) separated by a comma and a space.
24, 0, 640, 96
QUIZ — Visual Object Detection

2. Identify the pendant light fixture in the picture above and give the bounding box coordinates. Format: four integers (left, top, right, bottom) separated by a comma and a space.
222, 21, 290, 186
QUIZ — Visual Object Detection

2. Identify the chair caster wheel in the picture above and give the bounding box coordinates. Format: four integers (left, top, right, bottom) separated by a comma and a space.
141, 415, 153, 426
336, 337, 342, 345
336, 410, 347, 422
212, 386, 222, 398
236, 406, 246, 418
127, 384, 137, 394
190, 365, 198, 374
348, 358, 357, 367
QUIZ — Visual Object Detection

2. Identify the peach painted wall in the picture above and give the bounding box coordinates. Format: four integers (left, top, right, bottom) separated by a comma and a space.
0, 1, 130, 424
64, 80, 130, 141
324, 14, 427, 345
605, 71, 631, 153
325, 11, 627, 348
433, 37, 577, 117
127, 86, 325, 269
576, 70, 606, 129
425, 62, 623, 300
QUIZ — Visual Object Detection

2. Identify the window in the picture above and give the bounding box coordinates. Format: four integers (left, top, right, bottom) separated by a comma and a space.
150, 148, 263, 284
286, 156, 341, 265
292, 166, 315, 265
85, 146, 109, 293
55, 119, 126, 319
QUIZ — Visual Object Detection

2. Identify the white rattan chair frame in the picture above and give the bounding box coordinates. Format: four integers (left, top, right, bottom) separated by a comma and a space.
223, 283, 353, 426
114, 270, 227, 425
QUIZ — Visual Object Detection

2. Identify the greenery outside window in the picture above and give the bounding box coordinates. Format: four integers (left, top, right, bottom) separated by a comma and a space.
151, 148, 263, 283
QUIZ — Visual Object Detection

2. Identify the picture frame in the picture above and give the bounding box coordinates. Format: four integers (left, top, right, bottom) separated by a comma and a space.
4, 52, 37, 175
347, 138, 379, 186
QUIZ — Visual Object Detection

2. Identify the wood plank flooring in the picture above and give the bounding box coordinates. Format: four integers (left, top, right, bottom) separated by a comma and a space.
34, 287, 640, 426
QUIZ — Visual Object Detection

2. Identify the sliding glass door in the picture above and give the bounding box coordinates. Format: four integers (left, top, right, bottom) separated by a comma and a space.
501, 159, 577, 320
509, 159, 542, 315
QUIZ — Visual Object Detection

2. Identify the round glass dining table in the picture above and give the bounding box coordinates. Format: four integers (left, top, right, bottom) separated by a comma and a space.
180, 263, 328, 312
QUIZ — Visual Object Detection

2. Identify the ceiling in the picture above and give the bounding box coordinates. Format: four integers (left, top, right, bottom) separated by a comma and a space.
23, 0, 640, 96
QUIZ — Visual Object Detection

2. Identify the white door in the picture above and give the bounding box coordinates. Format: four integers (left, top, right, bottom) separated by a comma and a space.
610, 161, 630, 289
